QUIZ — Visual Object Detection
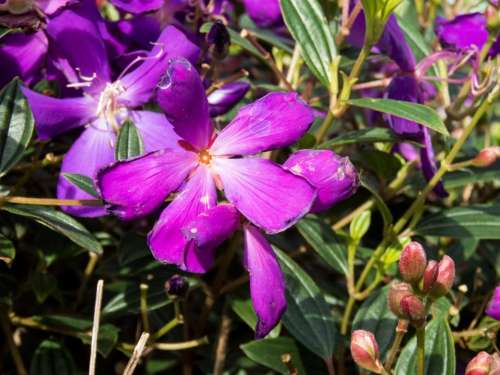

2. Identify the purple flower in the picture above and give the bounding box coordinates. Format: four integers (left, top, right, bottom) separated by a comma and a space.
283, 150, 359, 213
486, 286, 500, 320
242, 0, 283, 28
23, 7, 200, 217
435, 13, 489, 52
207, 81, 251, 117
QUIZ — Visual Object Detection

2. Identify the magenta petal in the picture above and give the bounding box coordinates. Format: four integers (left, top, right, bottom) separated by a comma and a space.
57, 121, 116, 217
210, 92, 314, 156
37, 0, 73, 15
435, 13, 488, 52
486, 286, 500, 321
118, 26, 200, 106
109, 0, 163, 14
242, 0, 283, 28
183, 203, 240, 273
212, 157, 315, 233
98, 149, 197, 220
243, 224, 286, 338
156, 58, 212, 149
208, 81, 250, 117
284, 150, 359, 213
129, 110, 181, 152
21, 87, 96, 140
147, 166, 217, 267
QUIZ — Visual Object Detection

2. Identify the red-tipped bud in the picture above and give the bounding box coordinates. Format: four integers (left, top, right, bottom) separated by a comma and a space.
350, 330, 383, 374
465, 351, 492, 375
399, 241, 427, 284
423, 256, 455, 298
388, 282, 413, 318
400, 294, 426, 327
472, 147, 500, 167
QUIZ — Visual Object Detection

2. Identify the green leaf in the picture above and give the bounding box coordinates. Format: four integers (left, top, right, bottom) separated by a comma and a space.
444, 161, 500, 189
395, 317, 456, 375
360, 174, 393, 230
229, 297, 281, 338
2, 204, 103, 254
350, 211, 371, 241
296, 216, 348, 274
415, 205, 500, 239
280, 0, 336, 87
0, 78, 34, 176
32, 272, 58, 304
241, 337, 307, 375
348, 98, 448, 136
239, 15, 294, 53
62, 173, 99, 198
115, 119, 144, 161
276, 248, 337, 359
0, 233, 15, 265
30, 339, 76, 375
352, 286, 398, 360
318, 127, 406, 148
78, 323, 119, 358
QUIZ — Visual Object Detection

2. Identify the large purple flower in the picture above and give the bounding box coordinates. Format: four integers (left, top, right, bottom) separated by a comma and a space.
97, 58, 316, 337
22, 5, 199, 217
486, 286, 500, 320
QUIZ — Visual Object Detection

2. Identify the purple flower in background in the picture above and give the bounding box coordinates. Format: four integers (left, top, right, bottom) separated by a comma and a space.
208, 81, 250, 116
242, 0, 283, 28
98, 58, 316, 337
435, 13, 489, 52
284, 150, 359, 213
23, 5, 199, 217
486, 286, 500, 320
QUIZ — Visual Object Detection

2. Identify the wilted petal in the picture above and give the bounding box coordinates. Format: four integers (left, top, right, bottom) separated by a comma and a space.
21, 87, 96, 140
243, 224, 286, 338
109, 0, 163, 14
212, 157, 315, 233
283, 150, 359, 212
435, 13, 488, 52
129, 110, 181, 152
208, 81, 250, 117
421, 127, 448, 198
242, 0, 282, 28
148, 166, 217, 267
98, 149, 198, 220
119, 26, 200, 106
183, 204, 240, 273
0, 31, 48, 88
486, 286, 500, 320
57, 120, 116, 217
156, 58, 212, 149
210, 92, 314, 156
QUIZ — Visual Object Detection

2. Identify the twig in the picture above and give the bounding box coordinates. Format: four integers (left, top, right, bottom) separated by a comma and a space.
89, 280, 104, 375
153, 337, 209, 350
122, 332, 150, 375
0, 310, 28, 375
335, 1, 363, 46
384, 320, 409, 372
0, 196, 102, 206
213, 306, 232, 375
74, 253, 100, 310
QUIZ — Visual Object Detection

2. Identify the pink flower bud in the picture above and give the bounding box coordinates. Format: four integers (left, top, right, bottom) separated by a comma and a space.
399, 241, 427, 284
400, 294, 426, 327
472, 147, 500, 167
465, 351, 492, 375
422, 260, 439, 293
423, 256, 455, 298
350, 330, 383, 374
387, 282, 413, 318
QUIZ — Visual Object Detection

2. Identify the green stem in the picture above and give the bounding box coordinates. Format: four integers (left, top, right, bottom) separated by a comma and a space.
340, 296, 356, 335
384, 320, 409, 372
152, 317, 182, 341
416, 327, 426, 375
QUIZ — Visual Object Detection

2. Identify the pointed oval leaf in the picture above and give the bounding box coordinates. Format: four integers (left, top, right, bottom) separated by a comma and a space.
0, 78, 34, 176
275, 248, 337, 359
318, 127, 406, 148
296, 216, 348, 274
115, 119, 144, 161
30, 339, 76, 375
348, 98, 448, 136
62, 173, 99, 198
280, 0, 336, 87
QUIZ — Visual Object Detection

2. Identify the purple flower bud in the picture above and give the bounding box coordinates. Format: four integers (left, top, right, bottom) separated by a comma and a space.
423, 256, 455, 298
465, 351, 492, 375
283, 150, 359, 213
206, 20, 230, 60
400, 294, 426, 327
207, 81, 250, 117
486, 286, 500, 320
472, 147, 500, 167
350, 330, 383, 374
387, 281, 413, 318
165, 274, 188, 297
399, 241, 427, 284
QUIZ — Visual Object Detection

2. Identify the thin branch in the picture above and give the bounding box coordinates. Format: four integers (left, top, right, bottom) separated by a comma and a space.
89, 280, 104, 375
122, 332, 150, 375
0, 310, 28, 375
213, 306, 232, 375
0, 196, 102, 207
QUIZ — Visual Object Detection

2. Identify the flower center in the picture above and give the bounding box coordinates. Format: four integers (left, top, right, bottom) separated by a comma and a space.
96, 81, 125, 118
198, 149, 212, 164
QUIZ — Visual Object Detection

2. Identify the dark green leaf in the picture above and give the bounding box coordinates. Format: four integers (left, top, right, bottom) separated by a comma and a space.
0, 78, 34, 176
240, 15, 294, 53
229, 297, 281, 338
2, 204, 103, 254
33, 315, 93, 331
276, 248, 337, 359
62, 173, 99, 198
0, 28, 11, 39
360, 174, 393, 230
30, 339, 76, 375
241, 337, 307, 375
394, 317, 456, 375
78, 323, 119, 358
32, 272, 58, 304
348, 98, 448, 136
444, 161, 500, 189
0, 233, 15, 265
296, 216, 348, 274
280, 0, 336, 87
115, 119, 144, 161
416, 205, 500, 239
353, 286, 398, 360
318, 128, 406, 148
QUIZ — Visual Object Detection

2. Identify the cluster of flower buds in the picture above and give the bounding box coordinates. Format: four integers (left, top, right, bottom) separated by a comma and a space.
471, 147, 500, 168
388, 241, 456, 326
465, 351, 500, 375
350, 330, 384, 374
